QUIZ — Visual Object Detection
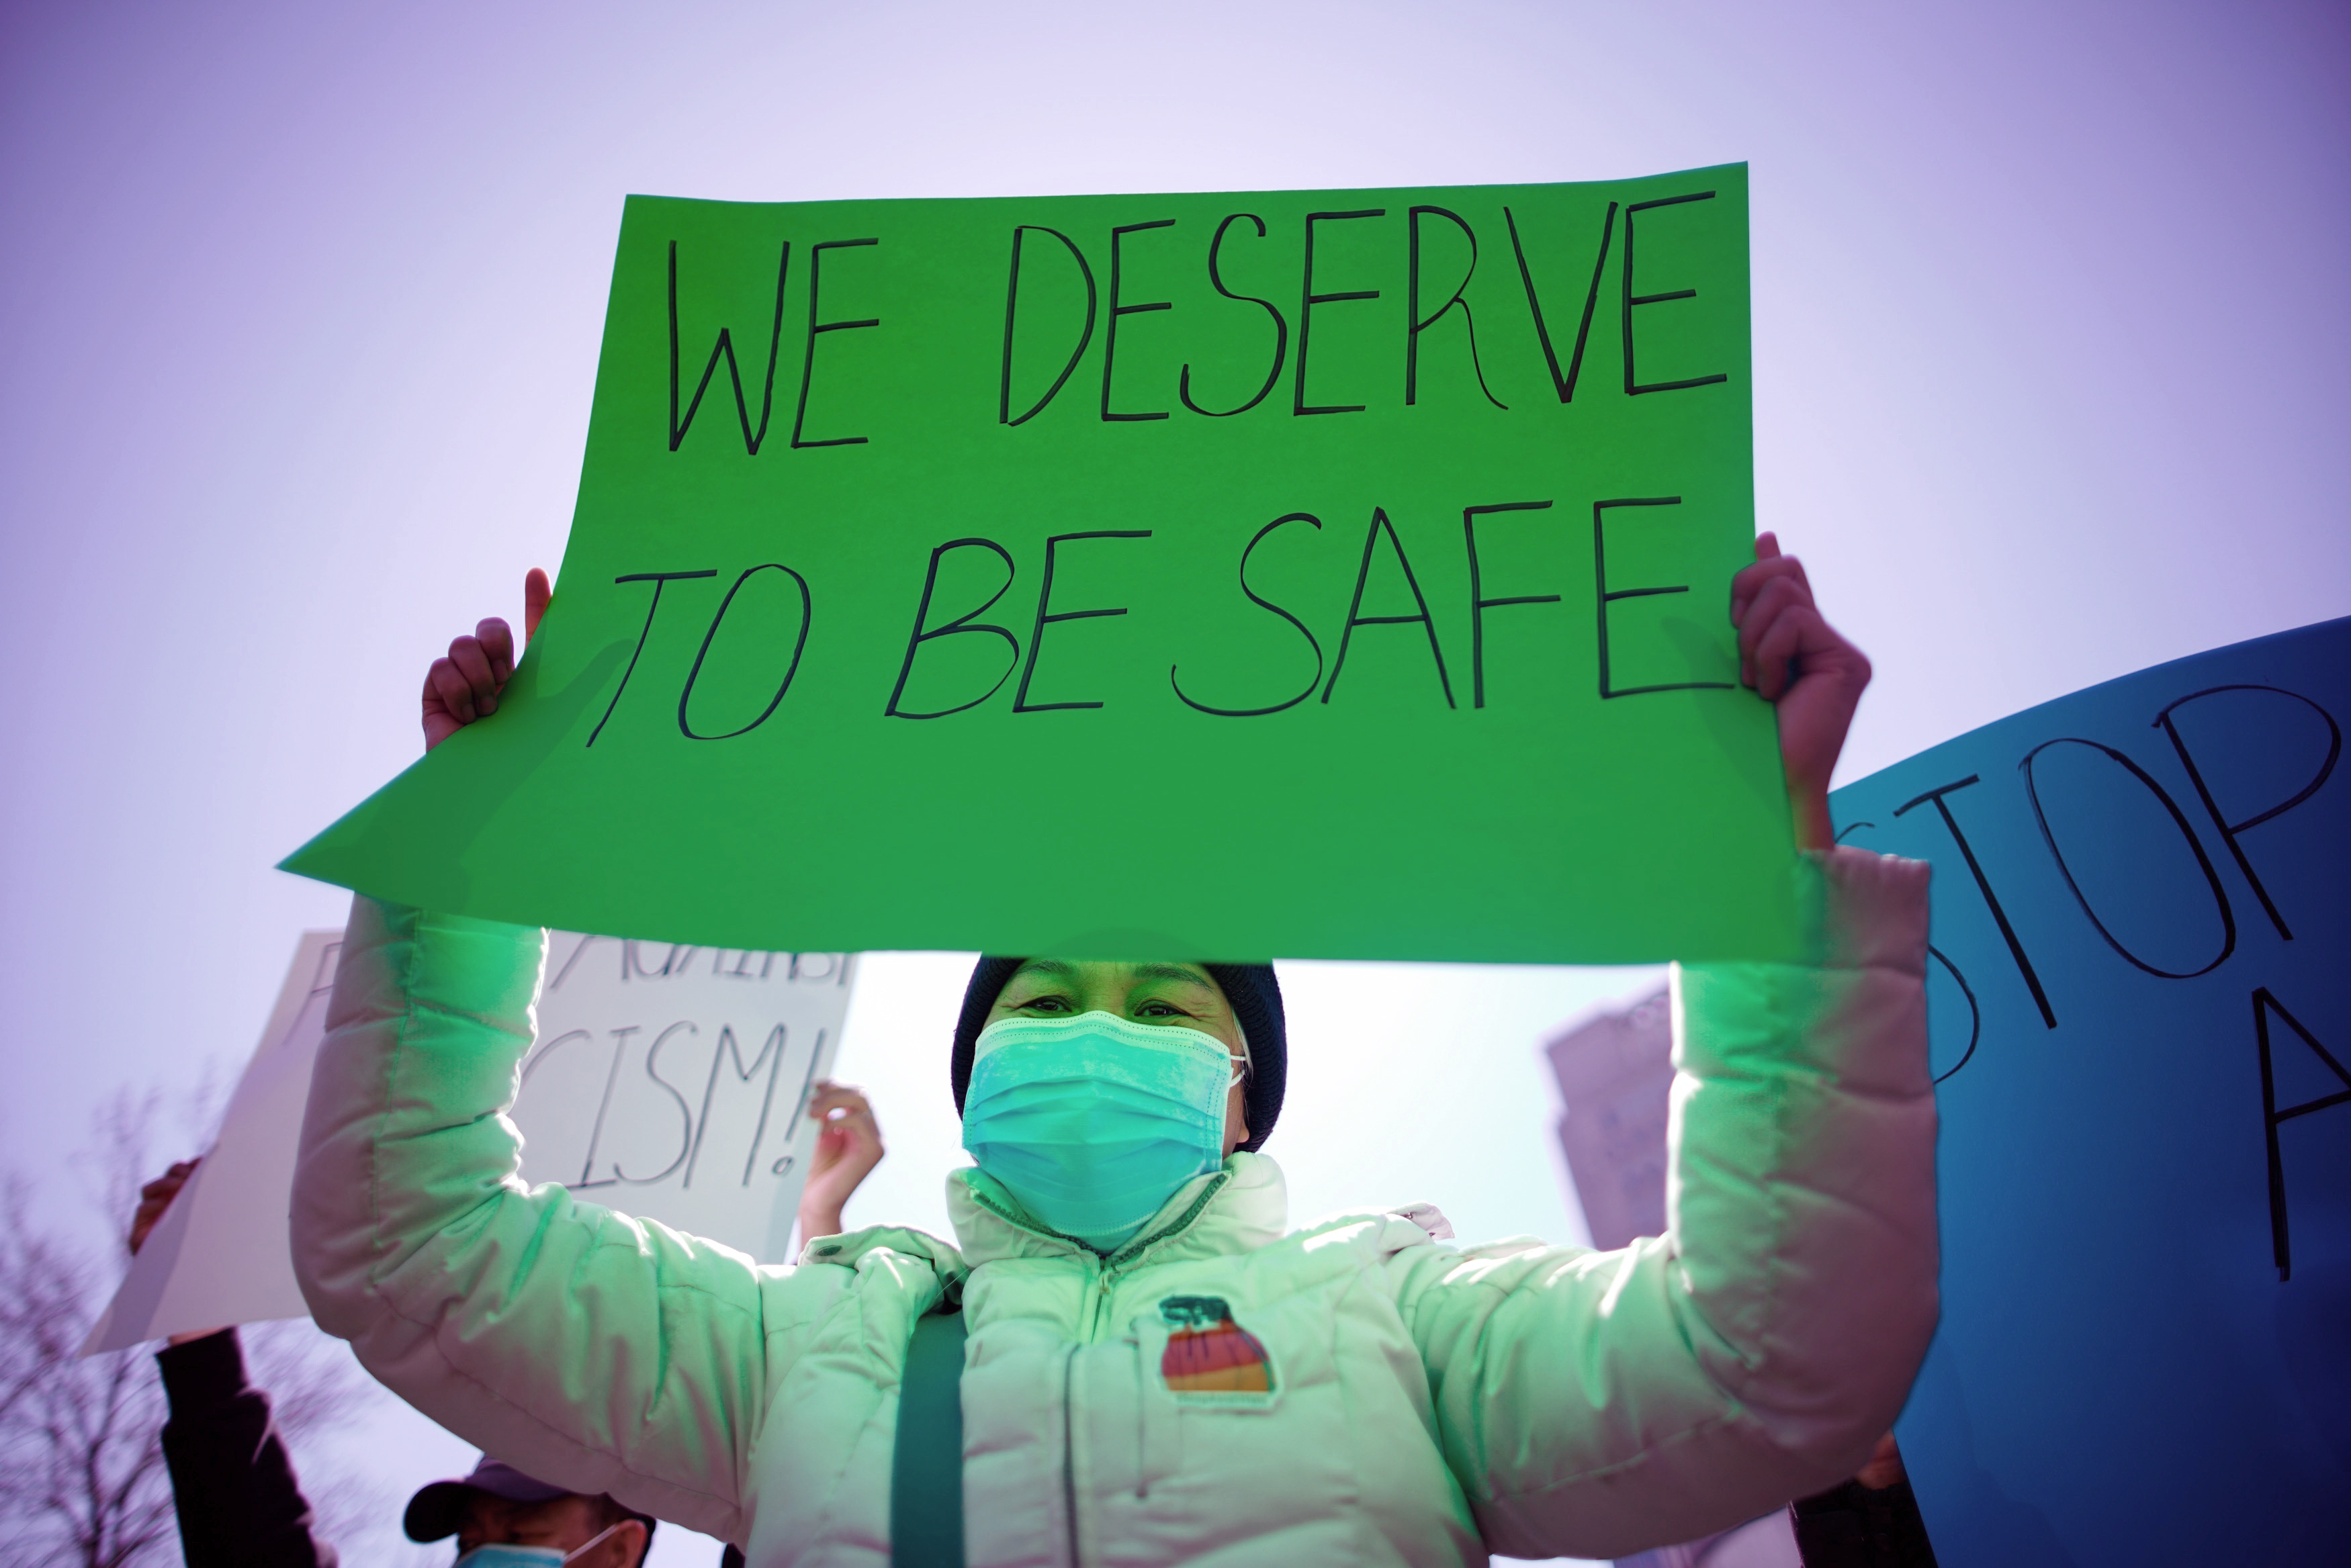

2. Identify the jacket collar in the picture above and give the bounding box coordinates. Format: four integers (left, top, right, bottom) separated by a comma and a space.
948, 1151, 1290, 1269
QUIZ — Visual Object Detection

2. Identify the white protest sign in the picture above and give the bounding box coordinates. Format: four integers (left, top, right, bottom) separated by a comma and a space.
83, 931, 345, 1353
86, 929, 854, 1352
515, 934, 852, 1260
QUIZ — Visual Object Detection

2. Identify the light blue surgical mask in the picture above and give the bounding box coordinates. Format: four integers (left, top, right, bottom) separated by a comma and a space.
455, 1522, 624, 1567
962, 1011, 1241, 1252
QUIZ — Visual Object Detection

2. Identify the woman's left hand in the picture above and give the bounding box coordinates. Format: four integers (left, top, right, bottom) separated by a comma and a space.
1730, 533, 1872, 851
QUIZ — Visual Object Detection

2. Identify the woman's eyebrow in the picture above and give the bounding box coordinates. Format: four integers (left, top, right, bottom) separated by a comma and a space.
1128, 962, 1215, 988
1011, 958, 1079, 983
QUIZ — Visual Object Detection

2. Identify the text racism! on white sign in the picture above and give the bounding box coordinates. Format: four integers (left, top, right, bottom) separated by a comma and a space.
517, 932, 854, 1261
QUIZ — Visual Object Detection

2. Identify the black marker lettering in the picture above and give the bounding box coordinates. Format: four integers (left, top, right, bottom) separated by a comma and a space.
1000, 226, 1098, 426
1463, 500, 1558, 708
2153, 684, 2342, 941
1294, 209, 1385, 416
545, 935, 619, 993
1405, 207, 1506, 410
791, 238, 879, 448
1505, 201, 1616, 404
668, 240, 790, 454
740, 1027, 796, 1188
685, 1024, 786, 1190
1171, 511, 1325, 716
775, 1027, 830, 1185
1323, 508, 1454, 708
1894, 776, 2058, 1028
677, 563, 814, 740
519, 1028, 595, 1088
1622, 192, 1729, 396
616, 1021, 698, 1185
1591, 498, 1731, 698
575, 1025, 639, 1189
2020, 737, 2237, 978
589, 571, 719, 747
1180, 214, 1286, 418
1927, 947, 1982, 1084
2254, 987, 2351, 1281
1014, 531, 1154, 712
884, 540, 1021, 720
1102, 219, 1175, 422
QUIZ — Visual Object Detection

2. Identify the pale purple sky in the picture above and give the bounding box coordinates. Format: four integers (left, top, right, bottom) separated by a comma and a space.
3, 3, 2346, 1562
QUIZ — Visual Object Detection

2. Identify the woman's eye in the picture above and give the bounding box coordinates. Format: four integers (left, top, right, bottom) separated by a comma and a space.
1137, 1001, 1188, 1019
1018, 995, 1069, 1013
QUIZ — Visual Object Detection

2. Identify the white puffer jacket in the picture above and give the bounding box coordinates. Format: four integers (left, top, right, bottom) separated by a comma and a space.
293, 847, 1936, 1565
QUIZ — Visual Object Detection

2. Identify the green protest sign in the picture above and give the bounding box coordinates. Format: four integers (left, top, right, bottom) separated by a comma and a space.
285, 163, 1800, 963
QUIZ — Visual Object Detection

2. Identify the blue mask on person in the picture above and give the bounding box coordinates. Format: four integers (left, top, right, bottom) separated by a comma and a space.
454, 1522, 623, 1567
961, 1011, 1240, 1252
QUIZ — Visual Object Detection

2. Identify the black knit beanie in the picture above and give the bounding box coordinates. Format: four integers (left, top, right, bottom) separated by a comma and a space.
950, 957, 1286, 1152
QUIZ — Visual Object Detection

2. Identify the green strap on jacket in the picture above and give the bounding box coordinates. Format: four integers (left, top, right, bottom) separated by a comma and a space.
890, 1306, 968, 1567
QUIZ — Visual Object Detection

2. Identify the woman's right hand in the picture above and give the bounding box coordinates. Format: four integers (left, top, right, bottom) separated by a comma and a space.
797, 1083, 886, 1242
423, 568, 551, 752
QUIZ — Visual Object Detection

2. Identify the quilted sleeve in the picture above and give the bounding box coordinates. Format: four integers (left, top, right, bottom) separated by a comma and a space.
1390, 847, 1939, 1560
291, 895, 850, 1542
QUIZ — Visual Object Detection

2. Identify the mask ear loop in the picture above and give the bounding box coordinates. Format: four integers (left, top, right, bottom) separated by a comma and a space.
560, 1521, 626, 1563
1229, 1022, 1253, 1091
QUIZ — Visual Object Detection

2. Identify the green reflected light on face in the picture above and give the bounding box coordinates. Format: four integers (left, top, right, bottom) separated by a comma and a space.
985, 959, 1253, 1154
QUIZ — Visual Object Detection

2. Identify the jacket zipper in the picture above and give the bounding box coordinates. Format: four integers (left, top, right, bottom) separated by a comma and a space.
969, 1173, 1233, 1568
1062, 1340, 1082, 1568
1104, 1174, 1230, 1274
1072, 1176, 1231, 1561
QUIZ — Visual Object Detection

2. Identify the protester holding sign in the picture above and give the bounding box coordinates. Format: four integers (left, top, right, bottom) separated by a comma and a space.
290, 532, 1935, 1566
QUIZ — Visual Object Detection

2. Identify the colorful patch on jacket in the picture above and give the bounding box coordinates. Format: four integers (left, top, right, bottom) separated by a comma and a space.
1159, 1295, 1274, 1395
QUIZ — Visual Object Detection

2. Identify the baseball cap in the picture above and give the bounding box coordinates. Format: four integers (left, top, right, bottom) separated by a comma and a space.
403, 1457, 654, 1546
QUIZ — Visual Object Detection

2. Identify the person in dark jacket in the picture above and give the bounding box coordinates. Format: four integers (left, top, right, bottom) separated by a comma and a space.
135, 1160, 339, 1568
153, 1325, 335, 1567
1789, 1434, 1941, 1567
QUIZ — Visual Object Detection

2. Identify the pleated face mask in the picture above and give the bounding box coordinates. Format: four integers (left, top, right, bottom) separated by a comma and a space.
961, 1011, 1241, 1253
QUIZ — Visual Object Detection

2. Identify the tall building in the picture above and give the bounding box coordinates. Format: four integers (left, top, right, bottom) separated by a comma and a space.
1543, 990, 1801, 1568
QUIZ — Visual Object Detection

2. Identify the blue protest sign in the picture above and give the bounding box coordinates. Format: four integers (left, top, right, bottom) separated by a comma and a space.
1830, 617, 2349, 1565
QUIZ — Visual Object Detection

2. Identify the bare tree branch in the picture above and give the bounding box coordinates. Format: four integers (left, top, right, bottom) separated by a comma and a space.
0, 1085, 378, 1567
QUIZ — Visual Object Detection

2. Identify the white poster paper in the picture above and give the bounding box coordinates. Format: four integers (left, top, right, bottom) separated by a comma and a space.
515, 934, 852, 1261
83, 931, 345, 1353
86, 929, 854, 1352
